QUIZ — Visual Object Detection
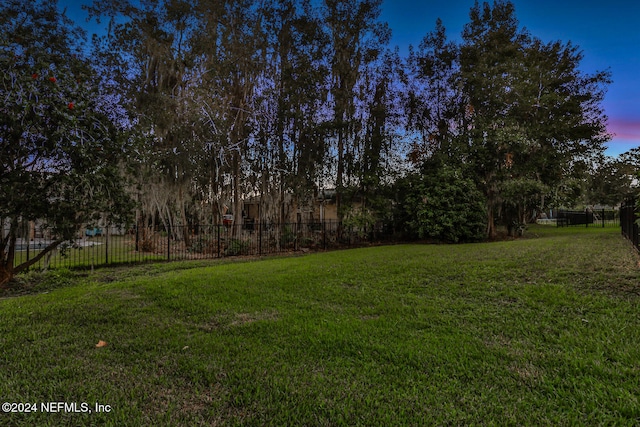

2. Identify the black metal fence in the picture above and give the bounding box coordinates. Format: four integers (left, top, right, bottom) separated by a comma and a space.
557, 209, 620, 228
12, 221, 394, 272
620, 199, 639, 251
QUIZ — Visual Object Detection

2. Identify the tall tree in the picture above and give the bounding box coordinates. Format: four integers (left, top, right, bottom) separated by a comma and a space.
0, 0, 133, 286
406, 18, 460, 164
257, 0, 330, 222
88, 0, 202, 236
587, 152, 639, 206
458, 0, 610, 237
356, 49, 403, 216
194, 0, 267, 229
459, 0, 530, 237
323, 0, 389, 219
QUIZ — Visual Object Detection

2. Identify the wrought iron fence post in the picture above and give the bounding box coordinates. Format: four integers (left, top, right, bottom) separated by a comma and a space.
350, 223, 354, 245
167, 226, 171, 261
323, 221, 327, 250
585, 209, 588, 228
105, 226, 109, 265
630, 211, 640, 250
621, 198, 640, 252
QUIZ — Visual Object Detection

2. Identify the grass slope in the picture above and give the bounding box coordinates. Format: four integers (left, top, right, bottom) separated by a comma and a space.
1, 226, 639, 426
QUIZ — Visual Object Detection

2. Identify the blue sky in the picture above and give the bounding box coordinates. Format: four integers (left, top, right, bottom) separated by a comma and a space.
380, 0, 640, 157
61, 0, 638, 157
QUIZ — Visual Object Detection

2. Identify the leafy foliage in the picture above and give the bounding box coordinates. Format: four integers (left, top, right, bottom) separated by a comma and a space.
342, 206, 377, 239
404, 1, 611, 237
0, 0, 133, 285
500, 178, 549, 234
588, 151, 640, 206
225, 238, 250, 256
395, 164, 487, 243
82, 0, 611, 239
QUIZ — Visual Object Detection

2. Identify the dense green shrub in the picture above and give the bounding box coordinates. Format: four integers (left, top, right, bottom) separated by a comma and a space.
342, 207, 376, 239
225, 238, 250, 256
395, 165, 487, 242
500, 177, 549, 235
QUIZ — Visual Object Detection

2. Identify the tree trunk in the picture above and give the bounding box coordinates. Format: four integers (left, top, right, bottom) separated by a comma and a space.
1, 237, 63, 287
232, 151, 242, 237
484, 171, 499, 239
0, 222, 18, 287
179, 187, 191, 247
486, 202, 497, 239
0, 264, 14, 288
336, 130, 344, 222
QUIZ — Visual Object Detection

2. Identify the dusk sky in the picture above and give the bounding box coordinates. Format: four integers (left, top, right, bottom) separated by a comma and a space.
380, 0, 640, 157
61, 0, 639, 157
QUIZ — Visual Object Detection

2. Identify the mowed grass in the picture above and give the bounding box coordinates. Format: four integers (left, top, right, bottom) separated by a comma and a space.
1, 226, 639, 426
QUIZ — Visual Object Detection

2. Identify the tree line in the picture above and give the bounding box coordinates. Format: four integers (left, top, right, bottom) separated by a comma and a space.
2, 0, 634, 285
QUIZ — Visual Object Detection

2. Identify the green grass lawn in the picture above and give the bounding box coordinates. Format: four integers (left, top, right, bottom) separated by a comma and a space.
1, 226, 639, 426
